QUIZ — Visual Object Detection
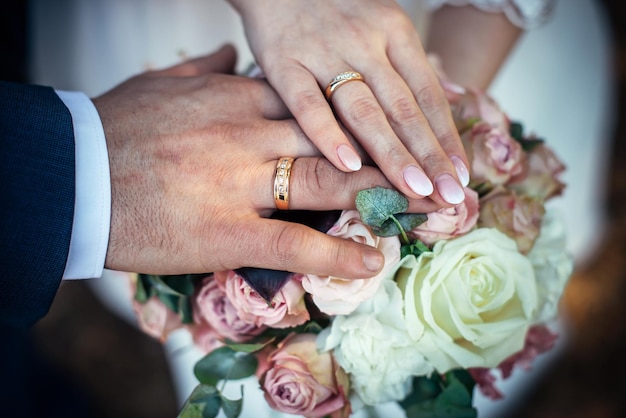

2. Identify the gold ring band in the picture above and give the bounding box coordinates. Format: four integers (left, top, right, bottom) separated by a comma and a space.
274, 157, 294, 210
324, 71, 365, 100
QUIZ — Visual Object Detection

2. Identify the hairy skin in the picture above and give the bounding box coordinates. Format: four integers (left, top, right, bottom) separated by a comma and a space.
94, 46, 440, 279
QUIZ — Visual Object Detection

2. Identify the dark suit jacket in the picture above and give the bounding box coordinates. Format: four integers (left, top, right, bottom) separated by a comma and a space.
0, 81, 75, 328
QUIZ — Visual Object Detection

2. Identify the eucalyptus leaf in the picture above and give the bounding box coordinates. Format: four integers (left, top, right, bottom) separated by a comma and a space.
178, 385, 222, 418
220, 387, 244, 418
194, 347, 258, 386
134, 274, 150, 303
162, 274, 197, 296
355, 187, 408, 228
179, 296, 194, 324
371, 213, 427, 237
158, 293, 182, 314
149, 275, 189, 296
226, 339, 275, 354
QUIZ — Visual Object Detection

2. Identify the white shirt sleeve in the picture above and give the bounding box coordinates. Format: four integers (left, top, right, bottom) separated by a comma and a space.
56, 90, 111, 280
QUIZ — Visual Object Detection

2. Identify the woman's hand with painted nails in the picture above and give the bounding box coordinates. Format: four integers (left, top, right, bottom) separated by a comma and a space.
228, 0, 470, 207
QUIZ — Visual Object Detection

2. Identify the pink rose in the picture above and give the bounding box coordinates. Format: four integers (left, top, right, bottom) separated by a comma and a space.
132, 296, 182, 342
479, 187, 545, 253
215, 270, 309, 329
470, 325, 559, 400
261, 333, 350, 418
508, 143, 566, 201
464, 122, 525, 187
187, 323, 223, 355
409, 188, 479, 245
301, 210, 401, 315
453, 89, 509, 131
194, 276, 266, 342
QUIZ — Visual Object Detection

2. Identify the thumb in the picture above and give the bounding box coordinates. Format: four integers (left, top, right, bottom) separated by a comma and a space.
234, 218, 385, 279
152, 44, 238, 77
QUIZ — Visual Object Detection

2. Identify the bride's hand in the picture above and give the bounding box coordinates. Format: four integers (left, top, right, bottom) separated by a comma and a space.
229, 0, 469, 207
93, 46, 439, 279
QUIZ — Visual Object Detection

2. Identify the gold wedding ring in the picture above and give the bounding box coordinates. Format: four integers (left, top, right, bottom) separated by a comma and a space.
274, 157, 294, 210
324, 71, 365, 100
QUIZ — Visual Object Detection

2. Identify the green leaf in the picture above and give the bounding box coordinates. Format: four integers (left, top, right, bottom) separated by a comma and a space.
158, 292, 182, 314
179, 296, 194, 324
226, 338, 275, 354
149, 275, 189, 296
162, 274, 197, 296
355, 187, 408, 228
372, 213, 427, 237
400, 372, 476, 418
401, 240, 431, 258
220, 386, 244, 418
194, 347, 258, 386
134, 275, 150, 304
178, 385, 222, 418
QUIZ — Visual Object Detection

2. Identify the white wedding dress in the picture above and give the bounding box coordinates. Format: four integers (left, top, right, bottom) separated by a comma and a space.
29, 0, 614, 416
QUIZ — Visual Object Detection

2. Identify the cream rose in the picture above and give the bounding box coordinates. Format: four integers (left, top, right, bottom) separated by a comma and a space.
302, 210, 401, 315
527, 210, 574, 323
318, 280, 433, 405
396, 228, 538, 372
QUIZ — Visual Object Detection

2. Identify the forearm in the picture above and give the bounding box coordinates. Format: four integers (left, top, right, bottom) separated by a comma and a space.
426, 5, 522, 90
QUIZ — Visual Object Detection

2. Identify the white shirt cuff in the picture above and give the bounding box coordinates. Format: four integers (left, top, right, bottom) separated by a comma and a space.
57, 90, 111, 280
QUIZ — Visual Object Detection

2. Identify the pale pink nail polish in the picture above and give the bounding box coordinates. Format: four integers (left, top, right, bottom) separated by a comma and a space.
337, 144, 362, 171
451, 156, 470, 187
403, 165, 434, 196
436, 174, 465, 205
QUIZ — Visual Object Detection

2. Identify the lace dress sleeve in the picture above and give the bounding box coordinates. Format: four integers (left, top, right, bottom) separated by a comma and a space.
425, 0, 557, 29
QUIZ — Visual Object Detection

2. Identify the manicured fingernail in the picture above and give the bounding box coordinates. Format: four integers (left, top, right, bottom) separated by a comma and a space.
403, 165, 434, 196
363, 250, 384, 273
451, 156, 470, 187
337, 144, 362, 171
436, 174, 465, 205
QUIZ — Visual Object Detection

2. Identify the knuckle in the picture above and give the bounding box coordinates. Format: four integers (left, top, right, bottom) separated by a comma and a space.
347, 96, 380, 125
415, 83, 447, 115
293, 89, 326, 115
272, 223, 306, 270
388, 96, 421, 127
299, 158, 342, 201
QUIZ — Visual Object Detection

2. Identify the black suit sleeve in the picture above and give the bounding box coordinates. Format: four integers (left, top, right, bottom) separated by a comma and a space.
0, 81, 76, 328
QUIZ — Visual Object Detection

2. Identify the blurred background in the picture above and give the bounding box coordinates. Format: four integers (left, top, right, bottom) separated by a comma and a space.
2, 0, 626, 417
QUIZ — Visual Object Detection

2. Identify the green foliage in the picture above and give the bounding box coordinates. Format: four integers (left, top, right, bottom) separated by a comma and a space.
194, 346, 258, 386
373, 213, 427, 237
401, 240, 431, 259
135, 274, 204, 324
178, 385, 222, 418
399, 371, 477, 418
509, 120, 544, 151
355, 187, 409, 228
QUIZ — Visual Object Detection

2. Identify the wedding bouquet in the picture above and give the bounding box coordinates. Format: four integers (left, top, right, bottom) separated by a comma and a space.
129, 70, 573, 417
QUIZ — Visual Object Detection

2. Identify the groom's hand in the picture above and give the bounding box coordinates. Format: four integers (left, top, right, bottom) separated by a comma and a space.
94, 45, 439, 279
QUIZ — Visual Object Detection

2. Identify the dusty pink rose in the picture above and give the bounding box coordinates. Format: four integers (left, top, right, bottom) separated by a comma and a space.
453, 88, 509, 131
215, 270, 309, 329
194, 276, 266, 342
301, 210, 401, 315
410, 187, 479, 245
468, 368, 504, 400
463, 122, 525, 187
470, 325, 559, 400
261, 333, 350, 418
187, 323, 223, 354
479, 187, 545, 253
132, 296, 182, 342
509, 143, 566, 201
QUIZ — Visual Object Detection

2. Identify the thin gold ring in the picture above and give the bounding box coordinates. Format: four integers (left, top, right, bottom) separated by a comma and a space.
324, 71, 365, 100
274, 157, 294, 210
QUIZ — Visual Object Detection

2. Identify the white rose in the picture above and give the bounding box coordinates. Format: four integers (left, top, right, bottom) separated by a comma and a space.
317, 280, 433, 405
397, 228, 538, 372
527, 209, 574, 323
